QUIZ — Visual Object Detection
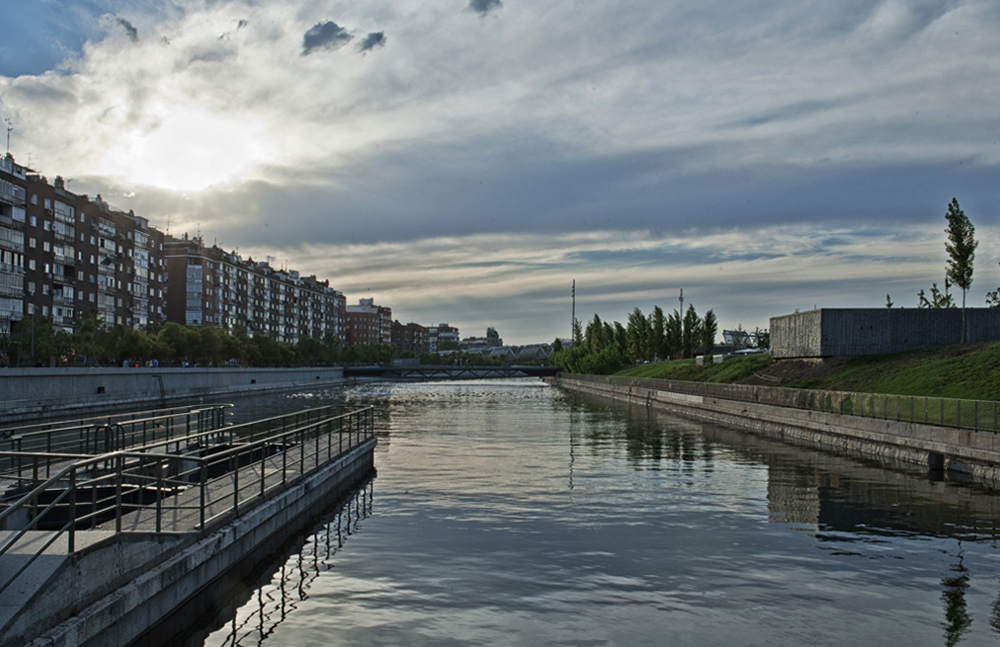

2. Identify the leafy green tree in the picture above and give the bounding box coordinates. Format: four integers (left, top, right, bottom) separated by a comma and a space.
944, 198, 977, 342
753, 327, 770, 350
585, 314, 605, 354
650, 306, 666, 360
681, 305, 701, 358
613, 322, 627, 357
665, 310, 682, 359
626, 307, 649, 363
918, 282, 955, 309
701, 309, 717, 357
572, 317, 584, 348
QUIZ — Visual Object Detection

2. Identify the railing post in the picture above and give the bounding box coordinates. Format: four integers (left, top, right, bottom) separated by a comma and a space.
156, 457, 163, 533
233, 452, 240, 516
200, 462, 207, 530
115, 455, 123, 533
69, 468, 77, 553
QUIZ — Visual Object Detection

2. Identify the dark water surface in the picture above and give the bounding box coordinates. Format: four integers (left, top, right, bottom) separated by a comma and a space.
178, 379, 1000, 646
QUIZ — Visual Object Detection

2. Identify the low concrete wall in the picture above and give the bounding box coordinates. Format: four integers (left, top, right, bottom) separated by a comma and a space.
554, 374, 1000, 488
7, 438, 375, 647
0, 366, 346, 422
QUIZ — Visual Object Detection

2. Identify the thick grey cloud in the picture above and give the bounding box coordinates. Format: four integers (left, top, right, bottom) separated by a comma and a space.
358, 32, 386, 53
470, 0, 502, 17
116, 17, 139, 42
302, 21, 353, 55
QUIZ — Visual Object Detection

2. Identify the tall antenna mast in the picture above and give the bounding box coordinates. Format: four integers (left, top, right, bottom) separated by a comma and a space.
679, 288, 684, 314
4, 117, 13, 156
571, 280, 576, 343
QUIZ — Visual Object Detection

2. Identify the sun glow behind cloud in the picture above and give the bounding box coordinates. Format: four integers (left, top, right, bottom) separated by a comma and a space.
99, 105, 277, 192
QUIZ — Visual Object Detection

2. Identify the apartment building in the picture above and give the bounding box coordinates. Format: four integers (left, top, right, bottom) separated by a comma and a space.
163, 235, 346, 344
0, 154, 167, 333
0, 154, 27, 334
428, 323, 460, 352
346, 298, 392, 346
391, 320, 429, 354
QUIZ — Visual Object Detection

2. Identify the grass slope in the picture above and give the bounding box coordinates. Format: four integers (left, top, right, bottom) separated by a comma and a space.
613, 343, 1000, 401
614, 353, 773, 383
779, 343, 1000, 401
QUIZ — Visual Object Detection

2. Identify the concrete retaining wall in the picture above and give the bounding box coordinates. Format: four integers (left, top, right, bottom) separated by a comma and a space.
8, 437, 375, 647
0, 366, 346, 422
770, 308, 1000, 358
554, 375, 1000, 488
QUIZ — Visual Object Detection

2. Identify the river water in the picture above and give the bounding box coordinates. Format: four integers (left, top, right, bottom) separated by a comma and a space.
173, 379, 1000, 646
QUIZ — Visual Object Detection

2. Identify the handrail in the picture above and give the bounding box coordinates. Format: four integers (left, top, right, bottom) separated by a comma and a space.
0, 404, 233, 460
563, 373, 1000, 433
0, 405, 375, 598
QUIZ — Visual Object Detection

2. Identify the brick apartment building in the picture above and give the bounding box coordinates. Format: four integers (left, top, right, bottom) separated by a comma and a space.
1, 154, 166, 335
346, 298, 392, 346
391, 320, 430, 354
164, 235, 346, 344
1, 154, 352, 348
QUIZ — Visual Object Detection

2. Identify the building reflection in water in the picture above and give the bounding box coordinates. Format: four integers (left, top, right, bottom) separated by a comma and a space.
200, 479, 374, 647
567, 392, 1000, 643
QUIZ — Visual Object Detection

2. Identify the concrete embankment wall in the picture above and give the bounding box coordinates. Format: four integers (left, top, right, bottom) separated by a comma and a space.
10, 437, 375, 647
0, 366, 346, 422
554, 374, 1000, 488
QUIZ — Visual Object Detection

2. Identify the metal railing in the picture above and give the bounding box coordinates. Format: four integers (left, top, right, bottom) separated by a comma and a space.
565, 374, 1000, 433
0, 405, 374, 597
0, 405, 232, 475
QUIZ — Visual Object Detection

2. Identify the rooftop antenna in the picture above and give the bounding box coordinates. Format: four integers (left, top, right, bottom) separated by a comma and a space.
165, 215, 171, 236
4, 117, 13, 156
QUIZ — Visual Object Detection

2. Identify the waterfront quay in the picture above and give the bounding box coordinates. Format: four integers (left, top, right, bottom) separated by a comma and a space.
0, 403, 376, 647
554, 373, 1000, 488
0, 366, 347, 425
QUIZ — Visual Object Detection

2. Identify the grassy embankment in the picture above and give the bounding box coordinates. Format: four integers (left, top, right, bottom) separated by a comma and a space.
613, 342, 1000, 401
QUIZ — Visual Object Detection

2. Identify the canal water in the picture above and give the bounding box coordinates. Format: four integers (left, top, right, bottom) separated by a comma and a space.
174, 379, 1000, 646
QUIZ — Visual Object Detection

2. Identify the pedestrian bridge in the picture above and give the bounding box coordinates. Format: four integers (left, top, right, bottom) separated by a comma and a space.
344, 364, 560, 380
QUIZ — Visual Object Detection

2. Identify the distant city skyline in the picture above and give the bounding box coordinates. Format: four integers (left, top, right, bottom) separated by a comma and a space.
2, 0, 998, 344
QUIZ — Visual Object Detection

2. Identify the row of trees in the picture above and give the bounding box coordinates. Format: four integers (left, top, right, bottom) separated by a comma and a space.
551, 304, 723, 374
0, 316, 497, 368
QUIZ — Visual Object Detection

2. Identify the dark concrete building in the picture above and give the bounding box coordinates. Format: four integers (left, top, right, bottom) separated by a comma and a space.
770, 308, 1000, 359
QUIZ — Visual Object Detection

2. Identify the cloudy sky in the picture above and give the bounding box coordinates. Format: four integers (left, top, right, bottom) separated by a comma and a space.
2, 0, 998, 344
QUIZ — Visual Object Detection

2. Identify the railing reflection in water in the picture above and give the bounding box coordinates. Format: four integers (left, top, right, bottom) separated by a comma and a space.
201, 479, 374, 647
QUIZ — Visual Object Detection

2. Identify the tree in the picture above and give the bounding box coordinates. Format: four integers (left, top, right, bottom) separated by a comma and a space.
944, 197, 977, 342
700, 309, 717, 357
918, 281, 955, 309
626, 307, 650, 363
681, 305, 701, 358
650, 306, 666, 360
665, 310, 682, 359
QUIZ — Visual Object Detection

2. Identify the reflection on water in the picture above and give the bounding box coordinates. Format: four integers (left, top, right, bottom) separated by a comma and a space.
169, 480, 374, 647
173, 380, 1000, 646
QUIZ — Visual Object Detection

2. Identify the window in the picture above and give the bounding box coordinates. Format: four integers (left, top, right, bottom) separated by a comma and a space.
29, 237, 36, 248
29, 216, 36, 226
43, 241, 50, 252
44, 221, 51, 231
28, 260, 35, 270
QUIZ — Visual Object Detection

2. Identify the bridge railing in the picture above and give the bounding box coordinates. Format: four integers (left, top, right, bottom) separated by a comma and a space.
564, 373, 1000, 433
0, 406, 375, 598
